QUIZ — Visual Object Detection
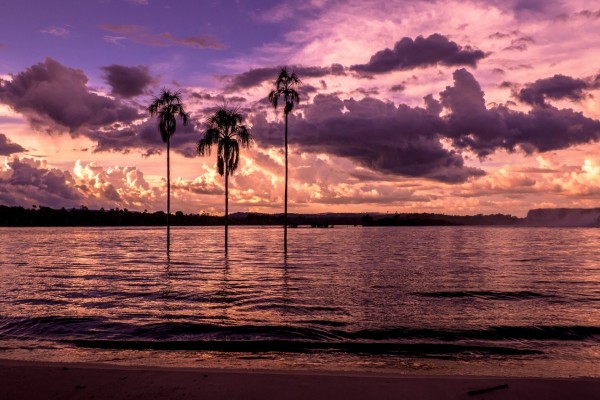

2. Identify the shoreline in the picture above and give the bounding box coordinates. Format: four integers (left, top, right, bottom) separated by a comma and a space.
2, 359, 600, 400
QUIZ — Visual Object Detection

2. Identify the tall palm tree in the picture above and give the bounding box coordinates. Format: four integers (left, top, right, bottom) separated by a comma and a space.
197, 107, 254, 252
268, 67, 300, 253
147, 89, 189, 252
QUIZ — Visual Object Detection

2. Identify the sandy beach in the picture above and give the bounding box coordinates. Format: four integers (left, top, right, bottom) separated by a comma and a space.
1, 359, 599, 400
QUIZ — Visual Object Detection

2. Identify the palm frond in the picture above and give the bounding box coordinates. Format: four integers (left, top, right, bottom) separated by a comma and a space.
197, 138, 211, 156
199, 106, 252, 177
217, 139, 225, 160
217, 155, 225, 176
268, 89, 279, 108
229, 141, 240, 175
288, 71, 301, 85
270, 67, 301, 113
148, 88, 189, 143
236, 125, 254, 148
197, 128, 220, 155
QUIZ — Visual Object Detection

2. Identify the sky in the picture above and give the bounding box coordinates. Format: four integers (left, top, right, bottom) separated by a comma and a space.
1, 0, 600, 217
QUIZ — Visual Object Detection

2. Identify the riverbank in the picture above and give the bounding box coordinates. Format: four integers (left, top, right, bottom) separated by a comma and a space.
2, 359, 600, 400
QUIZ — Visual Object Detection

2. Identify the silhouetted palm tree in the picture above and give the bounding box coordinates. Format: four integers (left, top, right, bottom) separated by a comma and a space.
197, 107, 254, 252
147, 89, 189, 252
269, 67, 300, 253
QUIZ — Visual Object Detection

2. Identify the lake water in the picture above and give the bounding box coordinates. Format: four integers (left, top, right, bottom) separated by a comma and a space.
1, 226, 600, 377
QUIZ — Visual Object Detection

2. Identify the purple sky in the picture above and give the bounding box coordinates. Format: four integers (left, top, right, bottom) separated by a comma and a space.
1, 0, 600, 216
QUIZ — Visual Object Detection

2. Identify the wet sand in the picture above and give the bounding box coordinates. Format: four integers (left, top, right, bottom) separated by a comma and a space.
1, 359, 599, 400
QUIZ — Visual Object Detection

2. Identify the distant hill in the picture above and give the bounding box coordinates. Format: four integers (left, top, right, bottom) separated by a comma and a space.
524, 208, 600, 227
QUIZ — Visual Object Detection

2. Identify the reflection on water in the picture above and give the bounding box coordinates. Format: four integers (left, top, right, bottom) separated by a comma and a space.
1, 226, 600, 377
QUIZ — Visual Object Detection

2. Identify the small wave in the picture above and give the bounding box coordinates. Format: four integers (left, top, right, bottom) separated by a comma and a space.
13, 298, 70, 306
413, 290, 555, 301
2, 315, 598, 344
240, 303, 347, 315
299, 320, 348, 327
71, 339, 541, 356
133, 322, 342, 341
347, 326, 600, 342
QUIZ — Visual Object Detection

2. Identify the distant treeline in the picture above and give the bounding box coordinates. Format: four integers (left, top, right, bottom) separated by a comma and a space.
0, 205, 522, 227
361, 213, 521, 226
0, 206, 221, 227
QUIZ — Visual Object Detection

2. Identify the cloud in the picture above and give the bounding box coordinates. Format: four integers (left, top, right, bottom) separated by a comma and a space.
504, 35, 535, 51
253, 69, 600, 180
350, 34, 486, 74
191, 91, 246, 103
255, 1, 329, 23
0, 58, 198, 158
556, 9, 600, 21
516, 74, 591, 106
0, 157, 81, 208
440, 69, 600, 157
99, 24, 223, 49
172, 176, 223, 196
90, 117, 200, 158
0, 58, 140, 134
0, 156, 230, 212
41, 26, 70, 37
252, 93, 484, 183
101, 64, 153, 98
0, 133, 26, 156
223, 63, 345, 91
0, 157, 157, 210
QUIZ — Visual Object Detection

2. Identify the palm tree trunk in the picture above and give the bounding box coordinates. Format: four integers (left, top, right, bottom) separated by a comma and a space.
284, 112, 288, 253
225, 163, 229, 253
167, 137, 171, 252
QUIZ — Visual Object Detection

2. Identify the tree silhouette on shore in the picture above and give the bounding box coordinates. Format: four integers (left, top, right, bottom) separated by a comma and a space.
269, 67, 301, 253
147, 89, 189, 252
197, 107, 254, 252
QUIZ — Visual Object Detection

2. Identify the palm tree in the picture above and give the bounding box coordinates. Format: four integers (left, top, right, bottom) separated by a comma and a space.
268, 67, 300, 253
147, 89, 189, 252
197, 107, 254, 252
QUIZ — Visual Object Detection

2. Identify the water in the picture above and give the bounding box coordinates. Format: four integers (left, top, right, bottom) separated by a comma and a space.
1, 226, 600, 377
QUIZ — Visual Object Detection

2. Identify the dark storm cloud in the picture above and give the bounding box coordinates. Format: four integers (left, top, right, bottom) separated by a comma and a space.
223, 63, 345, 91
0, 58, 140, 134
101, 64, 153, 98
0, 58, 199, 158
252, 69, 600, 181
0, 133, 26, 155
517, 74, 591, 106
350, 34, 486, 74
90, 117, 200, 158
299, 84, 319, 96
440, 69, 600, 157
0, 157, 81, 208
252, 93, 484, 183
